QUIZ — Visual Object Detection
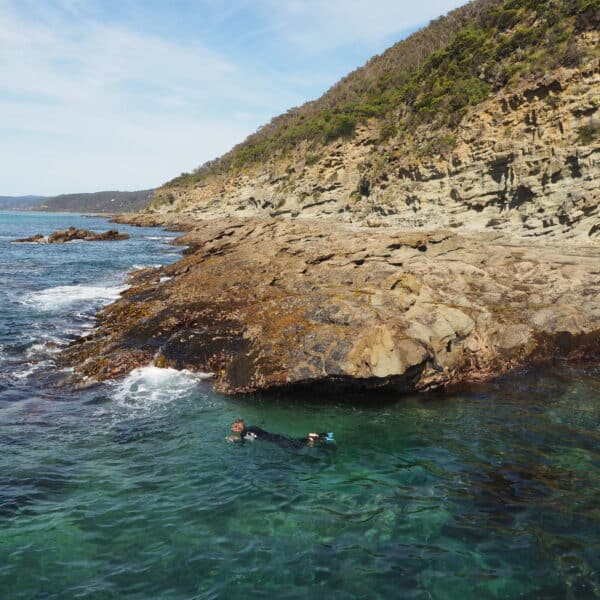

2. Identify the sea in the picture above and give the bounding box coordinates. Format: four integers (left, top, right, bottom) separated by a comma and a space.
1, 211, 599, 599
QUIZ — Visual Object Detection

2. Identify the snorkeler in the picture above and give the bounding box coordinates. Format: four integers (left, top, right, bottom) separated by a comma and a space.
227, 418, 334, 449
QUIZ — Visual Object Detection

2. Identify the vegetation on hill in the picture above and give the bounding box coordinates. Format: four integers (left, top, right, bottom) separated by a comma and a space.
167, 0, 599, 188
35, 190, 154, 213
0, 196, 46, 210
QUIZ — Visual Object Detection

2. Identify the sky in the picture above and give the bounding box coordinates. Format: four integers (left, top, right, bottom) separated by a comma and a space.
0, 0, 466, 196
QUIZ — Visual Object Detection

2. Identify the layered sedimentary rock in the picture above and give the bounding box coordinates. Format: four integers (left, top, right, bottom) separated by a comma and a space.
149, 51, 599, 243
61, 218, 600, 394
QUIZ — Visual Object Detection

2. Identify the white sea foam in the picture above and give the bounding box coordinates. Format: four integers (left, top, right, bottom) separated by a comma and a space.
22, 284, 128, 311
111, 366, 213, 410
131, 264, 162, 270
25, 342, 61, 359
72, 311, 97, 325
11, 359, 55, 381
11, 363, 38, 380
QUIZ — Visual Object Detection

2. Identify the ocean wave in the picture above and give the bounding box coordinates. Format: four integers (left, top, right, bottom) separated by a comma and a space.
10, 359, 56, 381
111, 366, 213, 410
21, 284, 128, 312
25, 342, 61, 360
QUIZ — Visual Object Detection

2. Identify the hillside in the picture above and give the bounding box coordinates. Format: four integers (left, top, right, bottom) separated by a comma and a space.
0, 196, 46, 210
35, 190, 154, 213
148, 0, 599, 241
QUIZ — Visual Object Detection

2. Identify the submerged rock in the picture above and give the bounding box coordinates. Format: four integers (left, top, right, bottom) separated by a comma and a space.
60, 218, 600, 395
14, 227, 129, 243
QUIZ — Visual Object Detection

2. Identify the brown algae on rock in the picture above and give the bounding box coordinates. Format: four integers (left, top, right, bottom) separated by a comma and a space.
60, 218, 600, 395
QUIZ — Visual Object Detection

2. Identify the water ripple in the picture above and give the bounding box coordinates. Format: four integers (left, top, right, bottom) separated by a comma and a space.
2, 213, 600, 598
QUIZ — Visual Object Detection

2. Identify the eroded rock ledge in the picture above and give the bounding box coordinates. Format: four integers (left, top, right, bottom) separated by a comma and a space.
61, 218, 600, 394
148, 55, 600, 244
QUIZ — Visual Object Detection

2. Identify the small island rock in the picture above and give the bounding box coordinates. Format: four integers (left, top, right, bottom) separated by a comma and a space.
14, 233, 46, 243
14, 227, 129, 244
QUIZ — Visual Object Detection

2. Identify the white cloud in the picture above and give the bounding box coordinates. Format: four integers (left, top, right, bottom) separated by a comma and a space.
0, 3, 279, 194
0, 8, 238, 111
0, 0, 468, 195
259, 0, 466, 53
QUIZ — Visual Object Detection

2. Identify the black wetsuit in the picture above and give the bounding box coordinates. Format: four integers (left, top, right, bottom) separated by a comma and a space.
240, 426, 316, 449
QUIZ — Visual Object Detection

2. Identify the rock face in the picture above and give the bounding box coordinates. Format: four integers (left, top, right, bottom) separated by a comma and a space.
61, 218, 600, 394
15, 228, 129, 243
150, 50, 599, 244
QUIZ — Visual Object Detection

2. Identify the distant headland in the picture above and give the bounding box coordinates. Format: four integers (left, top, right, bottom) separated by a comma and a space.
0, 189, 154, 213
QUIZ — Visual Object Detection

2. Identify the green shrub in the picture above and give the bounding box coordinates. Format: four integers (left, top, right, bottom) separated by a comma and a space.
324, 113, 356, 141
379, 122, 397, 142
170, 0, 593, 177
577, 121, 599, 144
305, 153, 321, 166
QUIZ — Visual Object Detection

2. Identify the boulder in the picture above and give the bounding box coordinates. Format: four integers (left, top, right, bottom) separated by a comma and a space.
48, 227, 129, 243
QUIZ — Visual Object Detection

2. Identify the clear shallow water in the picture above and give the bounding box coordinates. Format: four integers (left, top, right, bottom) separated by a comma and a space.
1, 212, 599, 599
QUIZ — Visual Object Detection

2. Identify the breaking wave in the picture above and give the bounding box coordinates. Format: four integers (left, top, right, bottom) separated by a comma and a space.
111, 366, 213, 410
22, 284, 127, 312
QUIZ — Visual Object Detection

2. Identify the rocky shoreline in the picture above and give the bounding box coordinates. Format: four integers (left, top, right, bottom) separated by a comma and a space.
61, 215, 600, 395
55, 17, 600, 396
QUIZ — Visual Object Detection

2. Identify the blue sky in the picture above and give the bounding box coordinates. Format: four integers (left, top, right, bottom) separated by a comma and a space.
0, 0, 465, 195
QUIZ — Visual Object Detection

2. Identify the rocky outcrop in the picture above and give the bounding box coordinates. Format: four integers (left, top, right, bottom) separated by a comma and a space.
149, 40, 599, 244
15, 227, 130, 243
61, 218, 600, 394
60, 31, 600, 396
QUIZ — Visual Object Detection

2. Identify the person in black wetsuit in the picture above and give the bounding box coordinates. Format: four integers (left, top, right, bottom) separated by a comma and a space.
227, 418, 333, 448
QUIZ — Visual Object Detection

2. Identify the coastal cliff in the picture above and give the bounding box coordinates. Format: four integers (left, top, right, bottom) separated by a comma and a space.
148, 60, 599, 241
64, 0, 600, 394
146, 1, 599, 242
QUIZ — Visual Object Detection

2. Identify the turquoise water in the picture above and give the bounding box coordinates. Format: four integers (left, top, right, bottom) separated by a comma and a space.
1, 212, 599, 599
